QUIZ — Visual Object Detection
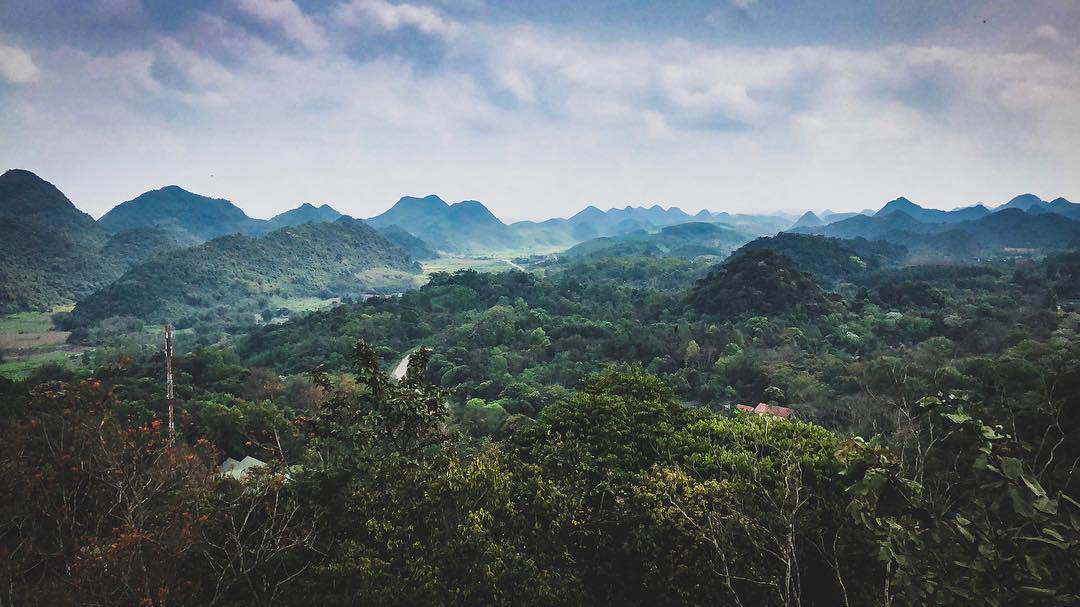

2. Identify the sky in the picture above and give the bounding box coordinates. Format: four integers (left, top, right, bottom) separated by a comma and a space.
0, 0, 1078, 221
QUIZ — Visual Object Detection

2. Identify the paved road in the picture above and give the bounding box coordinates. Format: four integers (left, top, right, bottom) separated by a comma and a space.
391, 348, 417, 380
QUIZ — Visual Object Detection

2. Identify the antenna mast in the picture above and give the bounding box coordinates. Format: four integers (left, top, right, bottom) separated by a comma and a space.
164, 324, 175, 444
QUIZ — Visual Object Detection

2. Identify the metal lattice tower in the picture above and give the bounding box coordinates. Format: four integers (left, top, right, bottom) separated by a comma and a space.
164, 324, 175, 444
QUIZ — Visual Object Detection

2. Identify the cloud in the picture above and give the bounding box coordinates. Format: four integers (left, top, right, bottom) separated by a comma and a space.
730, 0, 757, 10
91, 0, 145, 21
334, 0, 460, 37
1, 1, 1078, 218
232, 0, 328, 51
1032, 24, 1060, 42
0, 42, 39, 84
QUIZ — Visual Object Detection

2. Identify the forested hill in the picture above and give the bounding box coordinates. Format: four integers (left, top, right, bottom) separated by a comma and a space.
727, 233, 909, 285
98, 185, 266, 244
0, 169, 179, 313
686, 249, 836, 319
65, 220, 419, 332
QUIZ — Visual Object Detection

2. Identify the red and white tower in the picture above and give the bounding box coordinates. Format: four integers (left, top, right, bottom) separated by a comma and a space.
164, 324, 175, 444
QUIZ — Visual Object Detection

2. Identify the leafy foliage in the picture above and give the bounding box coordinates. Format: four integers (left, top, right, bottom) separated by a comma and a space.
687, 249, 836, 319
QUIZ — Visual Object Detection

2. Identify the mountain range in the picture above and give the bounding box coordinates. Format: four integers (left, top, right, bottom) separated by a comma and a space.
793, 207, 1080, 261
98, 186, 352, 244
564, 222, 755, 259
3, 166, 1078, 319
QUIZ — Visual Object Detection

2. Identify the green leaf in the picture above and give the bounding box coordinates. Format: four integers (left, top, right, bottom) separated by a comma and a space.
1020, 472, 1047, 498
1019, 535, 1070, 550
1000, 457, 1023, 481
1019, 586, 1057, 597
1043, 527, 1066, 542
1033, 496, 1058, 515
917, 396, 942, 408
942, 411, 971, 424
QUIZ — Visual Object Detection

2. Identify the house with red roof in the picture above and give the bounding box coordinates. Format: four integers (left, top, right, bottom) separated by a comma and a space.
734, 403, 794, 419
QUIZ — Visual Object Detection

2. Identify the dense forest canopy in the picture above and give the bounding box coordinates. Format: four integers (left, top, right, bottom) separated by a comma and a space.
2, 169, 1080, 605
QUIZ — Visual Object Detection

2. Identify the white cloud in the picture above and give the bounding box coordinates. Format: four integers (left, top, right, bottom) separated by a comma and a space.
232, 0, 328, 51
334, 0, 460, 37
0, 42, 40, 84
2, 3, 1079, 219
1033, 24, 1061, 42
731, 0, 758, 10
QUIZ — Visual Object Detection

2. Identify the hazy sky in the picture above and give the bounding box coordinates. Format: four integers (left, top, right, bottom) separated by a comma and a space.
1, 1, 1077, 220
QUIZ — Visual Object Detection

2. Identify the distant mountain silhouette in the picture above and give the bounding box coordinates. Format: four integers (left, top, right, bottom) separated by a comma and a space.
367, 195, 516, 253
792, 211, 824, 228
564, 222, 754, 259
996, 193, 1045, 212
562, 204, 696, 241
875, 196, 991, 224
993, 194, 1080, 220
820, 210, 861, 222
795, 206, 1080, 260
1046, 197, 1080, 220
267, 203, 343, 229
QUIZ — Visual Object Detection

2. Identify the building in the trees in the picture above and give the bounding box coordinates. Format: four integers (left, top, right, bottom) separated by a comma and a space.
735, 403, 794, 419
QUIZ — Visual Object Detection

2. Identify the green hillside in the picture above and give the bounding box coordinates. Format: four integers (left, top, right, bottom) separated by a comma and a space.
98, 185, 264, 244
373, 223, 438, 259
66, 220, 419, 333
728, 233, 908, 285
0, 170, 177, 313
687, 249, 835, 319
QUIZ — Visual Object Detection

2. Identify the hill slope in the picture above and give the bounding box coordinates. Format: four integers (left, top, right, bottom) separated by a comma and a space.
98, 185, 264, 244
0, 170, 178, 313
687, 249, 834, 318
728, 233, 908, 286
68, 220, 419, 329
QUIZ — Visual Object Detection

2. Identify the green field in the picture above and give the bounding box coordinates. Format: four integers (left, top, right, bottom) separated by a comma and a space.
421, 256, 527, 277
0, 306, 88, 380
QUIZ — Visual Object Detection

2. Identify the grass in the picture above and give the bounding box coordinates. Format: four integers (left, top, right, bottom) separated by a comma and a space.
0, 306, 87, 380
421, 257, 528, 277
0, 350, 85, 380
269, 296, 339, 313
0, 308, 60, 335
